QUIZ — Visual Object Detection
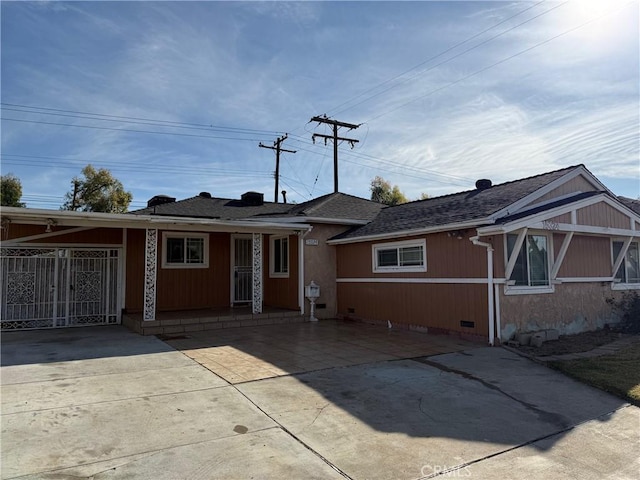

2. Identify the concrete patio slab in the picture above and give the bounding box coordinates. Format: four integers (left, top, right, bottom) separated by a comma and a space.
238, 349, 633, 480
2, 324, 637, 480
16, 428, 345, 480
166, 319, 475, 383
456, 406, 640, 480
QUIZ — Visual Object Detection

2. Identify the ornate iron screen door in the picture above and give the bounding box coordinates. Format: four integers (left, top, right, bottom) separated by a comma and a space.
233, 237, 253, 304
1, 247, 120, 330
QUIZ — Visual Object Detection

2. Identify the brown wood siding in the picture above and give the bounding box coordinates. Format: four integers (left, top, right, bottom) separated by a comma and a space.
156, 232, 231, 311
125, 229, 145, 312
6, 224, 123, 244
531, 176, 598, 205
548, 212, 572, 224
337, 282, 488, 336
556, 234, 611, 278
263, 234, 299, 310
576, 203, 629, 229
336, 232, 487, 279
126, 230, 231, 313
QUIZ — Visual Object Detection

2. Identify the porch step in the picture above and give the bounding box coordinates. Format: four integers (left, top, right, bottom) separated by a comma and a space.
124, 311, 307, 336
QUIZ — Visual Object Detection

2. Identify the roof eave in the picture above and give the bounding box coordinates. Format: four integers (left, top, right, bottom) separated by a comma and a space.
0, 207, 311, 234
327, 219, 494, 245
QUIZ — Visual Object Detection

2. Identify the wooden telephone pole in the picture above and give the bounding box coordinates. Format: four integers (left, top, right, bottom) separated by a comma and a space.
310, 115, 360, 193
259, 134, 296, 203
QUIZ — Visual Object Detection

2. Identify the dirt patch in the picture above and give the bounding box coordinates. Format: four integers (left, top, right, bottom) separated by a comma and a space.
513, 329, 632, 356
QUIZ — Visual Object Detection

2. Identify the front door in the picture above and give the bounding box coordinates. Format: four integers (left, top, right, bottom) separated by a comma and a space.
232, 236, 252, 304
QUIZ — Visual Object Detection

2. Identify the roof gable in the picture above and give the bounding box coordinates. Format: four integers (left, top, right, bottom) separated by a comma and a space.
331, 165, 584, 242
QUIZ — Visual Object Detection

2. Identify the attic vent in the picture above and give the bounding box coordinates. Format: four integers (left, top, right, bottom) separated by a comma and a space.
147, 195, 176, 208
241, 191, 264, 206
198, 192, 212, 198
475, 179, 492, 190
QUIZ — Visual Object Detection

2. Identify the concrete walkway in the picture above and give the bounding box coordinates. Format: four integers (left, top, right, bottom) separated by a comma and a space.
2, 324, 638, 479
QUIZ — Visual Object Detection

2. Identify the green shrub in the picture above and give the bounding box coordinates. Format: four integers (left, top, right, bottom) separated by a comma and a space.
608, 291, 640, 333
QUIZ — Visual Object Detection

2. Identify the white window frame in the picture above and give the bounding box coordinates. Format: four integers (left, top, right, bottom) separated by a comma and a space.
161, 232, 209, 269
611, 239, 640, 290
372, 239, 427, 273
270, 235, 289, 278
504, 232, 554, 295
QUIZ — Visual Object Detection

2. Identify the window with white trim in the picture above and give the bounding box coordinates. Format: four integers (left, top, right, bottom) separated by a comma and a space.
162, 232, 208, 268
270, 235, 289, 277
372, 239, 426, 273
613, 240, 640, 284
507, 233, 550, 287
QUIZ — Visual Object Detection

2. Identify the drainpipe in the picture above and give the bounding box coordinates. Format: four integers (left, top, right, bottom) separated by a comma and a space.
470, 236, 495, 346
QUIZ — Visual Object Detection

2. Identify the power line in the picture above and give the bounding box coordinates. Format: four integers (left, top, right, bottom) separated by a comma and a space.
328, 0, 552, 116
1, 117, 267, 142
1, 102, 282, 136
364, 1, 634, 124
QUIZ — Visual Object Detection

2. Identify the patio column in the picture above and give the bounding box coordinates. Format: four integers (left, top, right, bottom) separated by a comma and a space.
252, 232, 263, 314
143, 228, 158, 321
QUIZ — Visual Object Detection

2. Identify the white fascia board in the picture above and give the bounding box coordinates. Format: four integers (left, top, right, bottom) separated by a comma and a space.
327, 219, 492, 245
477, 194, 640, 236
1, 207, 310, 234
488, 166, 611, 221
250, 216, 370, 226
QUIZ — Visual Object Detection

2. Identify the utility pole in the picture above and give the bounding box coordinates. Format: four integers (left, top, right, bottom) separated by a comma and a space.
310, 115, 360, 193
259, 134, 296, 203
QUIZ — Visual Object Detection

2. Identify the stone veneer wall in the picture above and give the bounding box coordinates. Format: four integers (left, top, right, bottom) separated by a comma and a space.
499, 283, 627, 340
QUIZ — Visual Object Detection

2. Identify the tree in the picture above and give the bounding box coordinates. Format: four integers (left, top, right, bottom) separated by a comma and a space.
62, 165, 132, 213
1, 174, 25, 207
370, 176, 409, 206
419, 192, 430, 200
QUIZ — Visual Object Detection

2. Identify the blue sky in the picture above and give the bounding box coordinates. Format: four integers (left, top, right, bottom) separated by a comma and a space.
1, 1, 638, 209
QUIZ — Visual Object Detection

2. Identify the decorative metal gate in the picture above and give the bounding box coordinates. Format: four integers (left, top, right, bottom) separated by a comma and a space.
1, 247, 120, 330
233, 237, 253, 304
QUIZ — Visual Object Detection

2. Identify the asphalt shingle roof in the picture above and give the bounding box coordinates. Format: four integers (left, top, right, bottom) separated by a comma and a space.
132, 192, 383, 223
619, 196, 640, 216
332, 165, 583, 240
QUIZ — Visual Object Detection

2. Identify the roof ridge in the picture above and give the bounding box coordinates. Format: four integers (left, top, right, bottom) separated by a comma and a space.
382, 164, 584, 210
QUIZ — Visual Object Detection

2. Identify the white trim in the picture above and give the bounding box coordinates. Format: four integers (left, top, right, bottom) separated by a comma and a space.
504, 285, 555, 295
269, 234, 290, 278
298, 232, 305, 315
504, 231, 554, 294
0, 206, 312, 234
612, 283, 640, 291
480, 194, 640, 236
551, 231, 574, 279
161, 232, 209, 269
0, 226, 92, 245
504, 229, 527, 280
494, 283, 501, 343
121, 228, 127, 320
372, 239, 427, 273
328, 220, 491, 245
336, 277, 489, 284
557, 277, 614, 283
488, 166, 611, 220
0, 242, 123, 249
611, 237, 633, 279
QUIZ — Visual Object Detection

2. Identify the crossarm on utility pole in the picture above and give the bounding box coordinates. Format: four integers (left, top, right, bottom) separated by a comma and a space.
259, 134, 296, 203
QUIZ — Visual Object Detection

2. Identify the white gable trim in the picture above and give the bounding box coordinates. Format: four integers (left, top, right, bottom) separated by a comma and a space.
478, 194, 640, 236
488, 166, 612, 221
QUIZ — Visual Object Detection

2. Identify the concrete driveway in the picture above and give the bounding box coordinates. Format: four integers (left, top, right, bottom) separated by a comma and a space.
1, 323, 638, 479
